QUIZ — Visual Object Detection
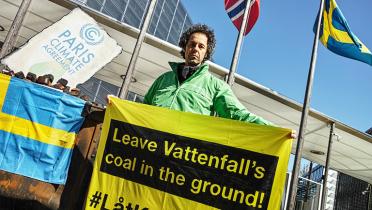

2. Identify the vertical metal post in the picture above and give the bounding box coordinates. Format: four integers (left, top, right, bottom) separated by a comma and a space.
318, 181, 323, 210
0, 0, 32, 60
320, 122, 335, 210
368, 184, 371, 210
303, 161, 313, 207
226, 0, 252, 86
133, 93, 137, 102
139, 0, 150, 29
93, 80, 102, 102
118, 0, 158, 99
284, 172, 292, 210
287, 0, 325, 209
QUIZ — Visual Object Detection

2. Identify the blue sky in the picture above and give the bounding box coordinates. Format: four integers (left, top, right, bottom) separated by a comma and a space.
182, 0, 372, 133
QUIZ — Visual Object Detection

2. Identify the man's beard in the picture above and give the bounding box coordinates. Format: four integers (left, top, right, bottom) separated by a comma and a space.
187, 58, 202, 67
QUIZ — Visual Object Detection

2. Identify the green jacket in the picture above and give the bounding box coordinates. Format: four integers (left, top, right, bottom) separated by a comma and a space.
144, 62, 272, 125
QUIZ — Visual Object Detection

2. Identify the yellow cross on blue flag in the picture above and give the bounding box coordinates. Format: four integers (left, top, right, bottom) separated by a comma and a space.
317, 0, 372, 66
0, 74, 86, 184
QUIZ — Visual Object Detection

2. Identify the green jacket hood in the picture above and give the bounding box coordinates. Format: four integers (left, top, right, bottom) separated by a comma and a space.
168, 62, 209, 77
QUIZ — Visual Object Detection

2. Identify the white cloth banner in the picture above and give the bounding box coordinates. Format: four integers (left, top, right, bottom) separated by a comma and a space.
2, 8, 122, 88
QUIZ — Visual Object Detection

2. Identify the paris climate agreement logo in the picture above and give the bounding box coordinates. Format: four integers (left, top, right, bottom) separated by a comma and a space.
80, 24, 104, 45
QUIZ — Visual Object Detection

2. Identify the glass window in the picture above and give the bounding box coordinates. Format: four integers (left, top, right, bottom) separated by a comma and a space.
86, 0, 104, 11
127, 91, 144, 103
124, 8, 141, 28
95, 83, 119, 105
123, 0, 149, 28
83, 0, 193, 46
78, 77, 144, 105
147, 0, 164, 34
162, 1, 174, 24
167, 4, 185, 44
78, 77, 119, 105
148, 14, 159, 35
182, 16, 193, 33
154, 0, 177, 38
135, 94, 144, 103
114, 0, 128, 11
71, 0, 88, 4
127, 91, 136, 101
102, 0, 125, 21
155, 20, 169, 40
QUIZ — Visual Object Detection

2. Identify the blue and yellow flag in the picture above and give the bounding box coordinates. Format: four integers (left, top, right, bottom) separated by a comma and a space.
317, 0, 372, 66
0, 74, 85, 184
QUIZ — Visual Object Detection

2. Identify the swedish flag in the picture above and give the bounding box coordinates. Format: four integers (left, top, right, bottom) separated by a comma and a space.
318, 0, 372, 66
0, 74, 85, 184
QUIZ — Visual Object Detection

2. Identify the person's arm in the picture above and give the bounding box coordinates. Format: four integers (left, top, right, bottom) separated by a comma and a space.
143, 76, 162, 105
213, 82, 273, 126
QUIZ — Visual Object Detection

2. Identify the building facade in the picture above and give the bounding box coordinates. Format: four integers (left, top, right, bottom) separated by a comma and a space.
295, 163, 372, 210
72, 0, 193, 104
82, 0, 192, 46
294, 164, 337, 210
335, 173, 370, 210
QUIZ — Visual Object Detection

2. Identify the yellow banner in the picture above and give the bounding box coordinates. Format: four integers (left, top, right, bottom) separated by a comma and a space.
85, 98, 292, 210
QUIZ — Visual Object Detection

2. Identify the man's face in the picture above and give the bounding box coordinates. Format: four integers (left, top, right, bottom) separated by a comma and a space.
185, 32, 208, 66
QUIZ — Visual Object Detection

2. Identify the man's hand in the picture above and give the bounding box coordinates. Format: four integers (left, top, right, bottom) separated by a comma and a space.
106, 94, 118, 105
290, 130, 297, 139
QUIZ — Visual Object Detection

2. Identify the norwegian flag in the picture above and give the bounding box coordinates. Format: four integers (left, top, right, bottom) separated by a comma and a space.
225, 0, 260, 36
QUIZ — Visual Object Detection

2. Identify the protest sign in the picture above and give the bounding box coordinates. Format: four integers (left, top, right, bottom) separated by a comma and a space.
86, 98, 292, 209
1, 8, 122, 88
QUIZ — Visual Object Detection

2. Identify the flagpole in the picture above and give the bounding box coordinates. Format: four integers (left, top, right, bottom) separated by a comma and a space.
320, 122, 335, 210
0, 0, 32, 60
286, 0, 325, 209
118, 0, 157, 99
226, 0, 252, 86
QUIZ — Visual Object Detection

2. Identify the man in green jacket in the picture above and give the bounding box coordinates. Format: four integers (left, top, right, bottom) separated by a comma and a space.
144, 24, 271, 126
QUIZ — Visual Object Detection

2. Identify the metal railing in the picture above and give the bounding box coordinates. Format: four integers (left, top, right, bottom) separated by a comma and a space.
284, 173, 323, 210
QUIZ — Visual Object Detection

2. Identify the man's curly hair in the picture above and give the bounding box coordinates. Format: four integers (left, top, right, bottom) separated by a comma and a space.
179, 24, 216, 62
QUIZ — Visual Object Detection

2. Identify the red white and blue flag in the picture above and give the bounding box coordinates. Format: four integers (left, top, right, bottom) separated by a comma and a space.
225, 0, 260, 36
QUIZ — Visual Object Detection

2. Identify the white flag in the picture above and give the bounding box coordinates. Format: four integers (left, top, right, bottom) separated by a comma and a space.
2, 8, 122, 88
